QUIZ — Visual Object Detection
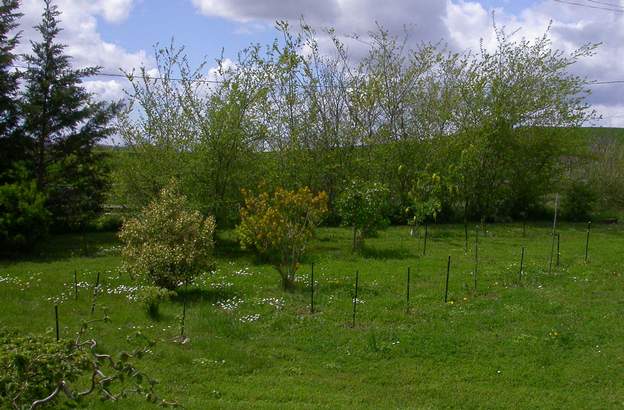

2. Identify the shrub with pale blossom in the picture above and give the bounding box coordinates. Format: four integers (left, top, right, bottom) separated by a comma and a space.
119, 179, 216, 290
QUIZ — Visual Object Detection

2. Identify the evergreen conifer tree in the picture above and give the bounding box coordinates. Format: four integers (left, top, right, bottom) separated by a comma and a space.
0, 0, 23, 181
21, 0, 121, 230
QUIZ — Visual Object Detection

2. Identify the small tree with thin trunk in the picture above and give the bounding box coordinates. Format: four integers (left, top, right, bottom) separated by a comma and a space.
336, 179, 389, 252
406, 170, 444, 233
237, 187, 328, 291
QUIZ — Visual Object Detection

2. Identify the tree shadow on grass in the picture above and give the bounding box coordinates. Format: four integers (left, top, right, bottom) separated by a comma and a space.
0, 232, 119, 265
172, 287, 236, 304
360, 245, 410, 260
317, 277, 381, 297
214, 234, 250, 258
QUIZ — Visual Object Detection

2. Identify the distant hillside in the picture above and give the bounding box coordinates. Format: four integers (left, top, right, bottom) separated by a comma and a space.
576, 127, 624, 141
96, 127, 624, 151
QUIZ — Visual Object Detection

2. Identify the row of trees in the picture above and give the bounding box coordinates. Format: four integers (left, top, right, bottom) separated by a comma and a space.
0, 2, 605, 250
0, 0, 117, 250
116, 20, 597, 228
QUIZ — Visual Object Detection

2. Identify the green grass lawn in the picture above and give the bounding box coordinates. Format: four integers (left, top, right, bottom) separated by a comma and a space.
1, 223, 623, 409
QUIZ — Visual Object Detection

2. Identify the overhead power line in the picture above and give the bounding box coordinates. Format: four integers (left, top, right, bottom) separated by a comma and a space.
587, 0, 624, 10
591, 80, 624, 85
553, 0, 624, 13
12, 64, 624, 86
11, 64, 225, 84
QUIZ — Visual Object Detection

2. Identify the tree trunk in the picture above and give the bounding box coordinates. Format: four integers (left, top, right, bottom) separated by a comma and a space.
281, 274, 296, 291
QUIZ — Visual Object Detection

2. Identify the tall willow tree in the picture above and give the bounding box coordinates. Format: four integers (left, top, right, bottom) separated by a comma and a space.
255, 21, 362, 213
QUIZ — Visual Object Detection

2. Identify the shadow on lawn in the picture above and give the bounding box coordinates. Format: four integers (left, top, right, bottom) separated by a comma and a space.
360, 245, 410, 260
0, 231, 119, 265
173, 287, 236, 304
214, 234, 250, 258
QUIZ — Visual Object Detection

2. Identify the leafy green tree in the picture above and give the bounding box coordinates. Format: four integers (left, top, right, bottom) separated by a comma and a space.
448, 24, 596, 221
336, 180, 390, 251
111, 19, 599, 226
20, 0, 120, 230
585, 133, 624, 212
406, 169, 445, 230
0, 0, 24, 181
117, 42, 265, 226
561, 179, 596, 221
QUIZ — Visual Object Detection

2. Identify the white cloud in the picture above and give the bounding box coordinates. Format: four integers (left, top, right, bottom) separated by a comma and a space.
83, 79, 125, 101
16, 0, 152, 102
443, 0, 624, 125
444, 1, 491, 51
191, 0, 339, 23
191, 0, 449, 44
92, 0, 135, 23
592, 104, 624, 128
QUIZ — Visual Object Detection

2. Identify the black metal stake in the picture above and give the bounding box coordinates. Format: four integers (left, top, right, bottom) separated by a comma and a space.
310, 262, 315, 314
549, 194, 559, 274
519, 247, 525, 282
585, 221, 591, 263
74, 270, 78, 301
54, 305, 59, 342
423, 224, 428, 256
523, 217, 527, 238
181, 298, 187, 338
444, 256, 451, 303
181, 280, 188, 338
474, 226, 479, 291
90, 272, 100, 315
464, 221, 468, 255
352, 270, 359, 328
556, 232, 560, 267
406, 267, 411, 313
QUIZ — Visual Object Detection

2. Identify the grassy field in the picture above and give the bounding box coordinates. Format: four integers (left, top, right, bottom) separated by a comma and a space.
1, 223, 623, 409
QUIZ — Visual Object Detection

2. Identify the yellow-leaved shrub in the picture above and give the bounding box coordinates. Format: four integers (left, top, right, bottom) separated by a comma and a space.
237, 187, 328, 290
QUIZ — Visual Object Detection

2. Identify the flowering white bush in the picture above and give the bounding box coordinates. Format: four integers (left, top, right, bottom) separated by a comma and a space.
119, 179, 216, 290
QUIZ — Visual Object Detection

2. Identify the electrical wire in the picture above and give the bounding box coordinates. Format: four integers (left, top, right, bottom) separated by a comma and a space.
11, 65, 624, 86
11, 64, 225, 84
553, 0, 624, 13
586, 0, 624, 10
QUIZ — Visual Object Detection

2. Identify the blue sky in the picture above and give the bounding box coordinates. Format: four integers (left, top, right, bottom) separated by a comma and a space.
95, 0, 277, 68
95, 0, 541, 66
14, 0, 624, 126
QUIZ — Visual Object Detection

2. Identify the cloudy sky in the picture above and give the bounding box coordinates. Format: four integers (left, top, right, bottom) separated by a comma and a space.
13, 0, 624, 127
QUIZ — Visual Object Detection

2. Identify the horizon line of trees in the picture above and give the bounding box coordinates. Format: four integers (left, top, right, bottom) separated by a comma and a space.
2, 1, 621, 252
